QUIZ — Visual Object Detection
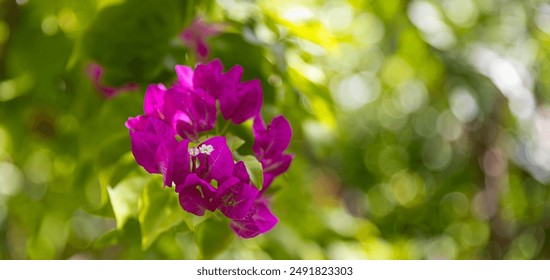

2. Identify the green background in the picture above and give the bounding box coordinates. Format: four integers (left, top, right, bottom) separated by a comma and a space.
1, 0, 550, 259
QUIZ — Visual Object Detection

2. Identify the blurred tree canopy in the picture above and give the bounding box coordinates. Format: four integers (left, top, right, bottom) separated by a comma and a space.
1, 0, 550, 259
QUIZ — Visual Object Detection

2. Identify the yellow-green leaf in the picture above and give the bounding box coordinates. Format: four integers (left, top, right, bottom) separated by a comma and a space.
107, 177, 146, 229
138, 181, 184, 249
240, 155, 264, 190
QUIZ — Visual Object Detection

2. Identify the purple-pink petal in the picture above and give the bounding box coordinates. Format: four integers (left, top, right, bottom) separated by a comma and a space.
177, 173, 218, 216
193, 59, 229, 99
224, 64, 244, 84
128, 117, 175, 175
155, 140, 177, 186
163, 139, 191, 187
262, 154, 294, 190
196, 40, 209, 58
86, 63, 138, 99
264, 154, 294, 176
180, 17, 225, 63
220, 79, 262, 124
144, 84, 167, 118
196, 136, 234, 182
184, 59, 261, 124
230, 199, 278, 238
253, 115, 292, 160
129, 130, 163, 174
233, 161, 250, 183
252, 113, 266, 136
86, 63, 103, 82
215, 176, 258, 219
163, 87, 217, 139
125, 115, 148, 132
175, 65, 194, 89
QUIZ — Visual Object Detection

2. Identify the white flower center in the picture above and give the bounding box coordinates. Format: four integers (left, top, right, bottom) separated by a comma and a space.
189, 147, 200, 157
199, 144, 214, 155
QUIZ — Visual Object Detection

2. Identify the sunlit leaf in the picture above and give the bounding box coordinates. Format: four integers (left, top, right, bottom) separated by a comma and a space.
107, 177, 147, 229
138, 180, 185, 249
93, 229, 120, 250
226, 133, 245, 151
240, 155, 264, 190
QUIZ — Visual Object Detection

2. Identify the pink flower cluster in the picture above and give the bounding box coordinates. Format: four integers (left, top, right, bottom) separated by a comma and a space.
125, 59, 293, 238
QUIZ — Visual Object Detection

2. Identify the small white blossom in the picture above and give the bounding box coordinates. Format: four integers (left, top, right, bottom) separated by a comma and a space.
189, 147, 200, 157
199, 144, 214, 155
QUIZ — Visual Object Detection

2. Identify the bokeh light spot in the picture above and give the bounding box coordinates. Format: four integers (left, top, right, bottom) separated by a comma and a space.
41, 15, 59, 36
58, 8, 79, 34
333, 72, 379, 110
381, 56, 414, 87
443, 0, 478, 28
395, 79, 428, 114
422, 138, 452, 171
23, 150, 52, 184
0, 162, 24, 197
449, 87, 478, 123
424, 235, 458, 259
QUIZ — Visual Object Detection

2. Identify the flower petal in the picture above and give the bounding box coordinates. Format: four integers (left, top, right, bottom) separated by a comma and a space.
164, 139, 190, 187
193, 59, 226, 99
220, 79, 262, 124
180, 17, 225, 63
253, 115, 292, 160
163, 87, 217, 139
177, 173, 218, 216
125, 115, 148, 132
86, 63, 138, 99
144, 83, 167, 118
128, 117, 175, 174
233, 161, 250, 183
215, 176, 258, 219
196, 136, 234, 182
175, 65, 194, 89
230, 199, 278, 238
196, 40, 209, 59
252, 114, 266, 138
262, 153, 294, 190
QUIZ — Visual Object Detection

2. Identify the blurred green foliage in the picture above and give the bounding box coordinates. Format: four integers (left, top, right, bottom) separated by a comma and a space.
1, 0, 550, 260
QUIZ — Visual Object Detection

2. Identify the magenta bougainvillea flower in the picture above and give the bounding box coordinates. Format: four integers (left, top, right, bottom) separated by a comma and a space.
180, 17, 226, 63
176, 59, 262, 125
215, 161, 260, 220
86, 63, 138, 98
125, 59, 291, 238
230, 199, 278, 238
253, 115, 294, 190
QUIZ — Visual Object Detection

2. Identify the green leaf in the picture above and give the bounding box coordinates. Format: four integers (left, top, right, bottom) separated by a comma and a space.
181, 212, 207, 233
93, 229, 120, 250
77, 160, 111, 214
82, 0, 186, 83
138, 180, 185, 250
226, 133, 245, 151
195, 218, 233, 259
240, 155, 264, 190
108, 152, 139, 187
209, 33, 265, 81
107, 176, 146, 229
96, 131, 130, 169
27, 236, 56, 260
